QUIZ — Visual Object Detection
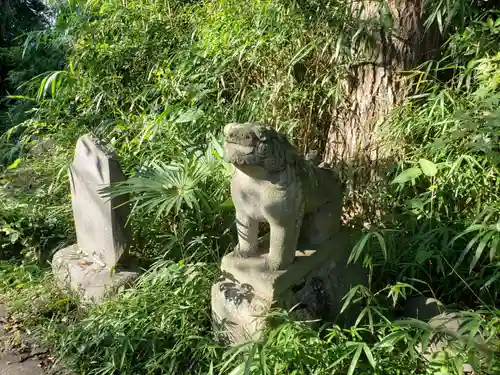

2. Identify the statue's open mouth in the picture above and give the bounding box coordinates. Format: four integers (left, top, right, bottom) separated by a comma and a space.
223, 141, 255, 164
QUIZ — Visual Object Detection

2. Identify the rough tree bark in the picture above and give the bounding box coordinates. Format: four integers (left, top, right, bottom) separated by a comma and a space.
323, 0, 439, 180
319, 0, 440, 221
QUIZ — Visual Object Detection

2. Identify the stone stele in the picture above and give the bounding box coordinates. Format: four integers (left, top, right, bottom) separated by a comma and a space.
52, 134, 138, 303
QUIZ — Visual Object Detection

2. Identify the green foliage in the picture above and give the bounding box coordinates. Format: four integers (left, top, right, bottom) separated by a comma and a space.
0, 1, 500, 375
0, 260, 41, 289
13, 0, 389, 155
0, 260, 78, 333
347, 14, 500, 308
2, 0, 388, 263
0, 132, 73, 261
216, 308, 499, 375
105, 135, 229, 222
55, 261, 218, 375
0, 0, 62, 131
0, 257, 498, 375
0, 0, 48, 45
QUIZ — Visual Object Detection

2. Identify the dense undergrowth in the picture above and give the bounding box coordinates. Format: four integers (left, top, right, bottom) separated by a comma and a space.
0, 0, 499, 374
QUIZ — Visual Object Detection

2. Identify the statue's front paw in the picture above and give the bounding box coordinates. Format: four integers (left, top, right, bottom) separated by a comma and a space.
235, 246, 259, 258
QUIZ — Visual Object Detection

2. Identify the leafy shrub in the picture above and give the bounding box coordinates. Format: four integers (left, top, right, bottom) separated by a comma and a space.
0, 1, 499, 375
1, 257, 498, 375
0, 135, 73, 262
349, 15, 500, 308
55, 261, 219, 375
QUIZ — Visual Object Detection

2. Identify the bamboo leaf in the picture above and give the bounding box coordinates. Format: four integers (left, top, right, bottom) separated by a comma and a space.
362, 344, 376, 369
483, 274, 500, 289
326, 346, 357, 370
469, 230, 495, 272
175, 108, 204, 123
454, 231, 484, 268
347, 344, 363, 375
348, 233, 371, 264
340, 285, 360, 314
372, 232, 387, 260
489, 235, 499, 261
354, 306, 368, 327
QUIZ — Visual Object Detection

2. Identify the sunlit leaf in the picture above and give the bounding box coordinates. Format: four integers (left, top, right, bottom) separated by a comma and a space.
469, 230, 494, 272
7, 158, 21, 170
175, 108, 204, 124
362, 344, 376, 369
418, 158, 437, 177
392, 167, 422, 184
219, 197, 234, 209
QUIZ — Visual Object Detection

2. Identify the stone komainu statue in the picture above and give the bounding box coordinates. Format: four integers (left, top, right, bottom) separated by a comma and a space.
223, 122, 345, 271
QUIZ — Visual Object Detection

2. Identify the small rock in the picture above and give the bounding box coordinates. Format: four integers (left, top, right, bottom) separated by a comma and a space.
29, 346, 48, 357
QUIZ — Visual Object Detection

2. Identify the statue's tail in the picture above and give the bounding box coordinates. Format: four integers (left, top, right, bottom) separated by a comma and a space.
304, 150, 321, 166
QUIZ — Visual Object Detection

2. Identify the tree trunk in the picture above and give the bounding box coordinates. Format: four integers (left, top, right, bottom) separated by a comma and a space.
321, 0, 439, 220
323, 0, 439, 174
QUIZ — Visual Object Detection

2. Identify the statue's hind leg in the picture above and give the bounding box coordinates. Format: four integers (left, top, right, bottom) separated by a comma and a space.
299, 200, 342, 249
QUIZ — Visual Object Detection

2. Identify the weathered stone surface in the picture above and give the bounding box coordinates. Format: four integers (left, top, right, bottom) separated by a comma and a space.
425, 313, 488, 374
211, 280, 269, 344
52, 134, 138, 303
212, 123, 366, 344
400, 302, 489, 373
286, 254, 367, 325
222, 122, 345, 271
52, 245, 138, 303
69, 134, 130, 267
213, 237, 367, 343
220, 233, 350, 301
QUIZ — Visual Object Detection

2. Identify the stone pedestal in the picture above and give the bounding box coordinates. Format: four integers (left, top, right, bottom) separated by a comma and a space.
212, 281, 269, 344
52, 134, 139, 303
212, 233, 367, 344
52, 245, 138, 302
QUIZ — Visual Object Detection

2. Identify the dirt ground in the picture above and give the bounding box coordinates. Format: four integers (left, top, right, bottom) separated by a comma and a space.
0, 303, 49, 375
